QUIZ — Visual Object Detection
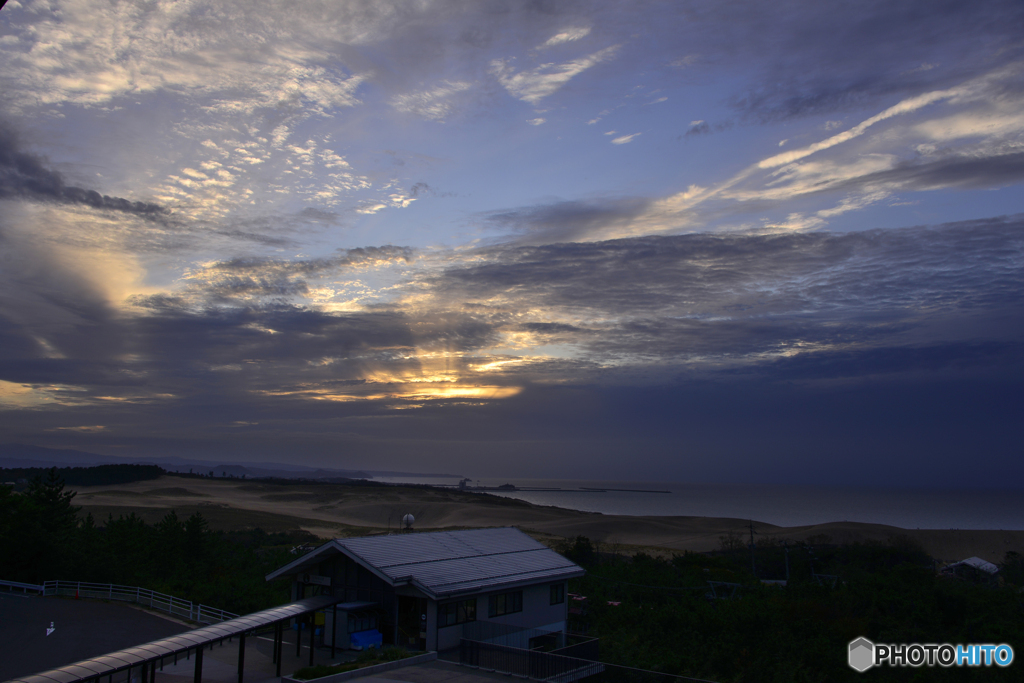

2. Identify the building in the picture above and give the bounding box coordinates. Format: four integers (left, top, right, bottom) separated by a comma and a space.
265, 527, 585, 652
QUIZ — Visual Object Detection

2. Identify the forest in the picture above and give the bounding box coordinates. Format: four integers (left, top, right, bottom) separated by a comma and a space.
559, 536, 1024, 682
0, 468, 297, 614
2, 469, 1022, 682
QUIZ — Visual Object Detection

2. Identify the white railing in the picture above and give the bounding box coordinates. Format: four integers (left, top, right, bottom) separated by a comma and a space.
42, 581, 238, 624
0, 579, 45, 594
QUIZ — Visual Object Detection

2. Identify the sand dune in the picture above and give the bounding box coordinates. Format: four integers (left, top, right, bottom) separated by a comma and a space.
71, 475, 1024, 564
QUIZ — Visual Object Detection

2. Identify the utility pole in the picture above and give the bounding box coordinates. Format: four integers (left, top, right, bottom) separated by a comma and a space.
748, 520, 757, 578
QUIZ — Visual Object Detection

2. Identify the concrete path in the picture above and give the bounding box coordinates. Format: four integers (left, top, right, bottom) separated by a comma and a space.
355, 660, 536, 682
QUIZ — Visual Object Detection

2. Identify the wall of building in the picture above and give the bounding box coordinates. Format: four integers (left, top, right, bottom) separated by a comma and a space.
278, 549, 573, 654
294, 552, 398, 649
434, 581, 569, 652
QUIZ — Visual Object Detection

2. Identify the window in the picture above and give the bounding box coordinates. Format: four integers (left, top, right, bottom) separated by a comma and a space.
550, 583, 565, 605
488, 590, 523, 617
437, 598, 476, 628
347, 612, 378, 633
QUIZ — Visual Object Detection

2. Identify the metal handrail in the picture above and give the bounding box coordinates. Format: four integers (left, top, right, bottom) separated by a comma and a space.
42, 580, 238, 624
0, 579, 45, 594
460, 638, 720, 683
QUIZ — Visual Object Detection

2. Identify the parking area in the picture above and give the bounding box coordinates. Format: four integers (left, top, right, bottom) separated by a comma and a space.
0, 593, 190, 681
0, 594, 525, 683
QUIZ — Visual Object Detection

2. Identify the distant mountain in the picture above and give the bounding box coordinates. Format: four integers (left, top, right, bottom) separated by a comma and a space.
172, 462, 374, 480
0, 443, 126, 468
0, 443, 460, 482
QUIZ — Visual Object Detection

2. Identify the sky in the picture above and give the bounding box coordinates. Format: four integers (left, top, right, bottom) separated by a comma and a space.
1, 0, 1022, 488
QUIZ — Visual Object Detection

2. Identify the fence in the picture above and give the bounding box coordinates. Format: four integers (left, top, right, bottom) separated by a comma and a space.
459, 620, 600, 659
460, 639, 602, 682
459, 639, 719, 683
42, 581, 238, 624
0, 579, 45, 595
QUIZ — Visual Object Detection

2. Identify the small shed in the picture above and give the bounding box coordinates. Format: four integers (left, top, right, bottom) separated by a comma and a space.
266, 527, 584, 652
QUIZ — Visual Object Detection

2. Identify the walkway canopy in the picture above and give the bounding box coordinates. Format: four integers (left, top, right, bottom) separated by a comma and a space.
9, 595, 371, 683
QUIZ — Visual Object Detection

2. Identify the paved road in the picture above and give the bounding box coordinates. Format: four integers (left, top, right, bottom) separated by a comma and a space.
0, 593, 191, 681
0, 595, 524, 683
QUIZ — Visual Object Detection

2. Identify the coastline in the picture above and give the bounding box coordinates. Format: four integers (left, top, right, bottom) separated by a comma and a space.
68, 475, 1024, 564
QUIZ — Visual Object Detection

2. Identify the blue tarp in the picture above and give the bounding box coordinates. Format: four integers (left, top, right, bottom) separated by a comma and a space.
350, 629, 382, 650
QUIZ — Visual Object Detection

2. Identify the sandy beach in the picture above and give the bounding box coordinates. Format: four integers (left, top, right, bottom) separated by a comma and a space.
69, 475, 1024, 564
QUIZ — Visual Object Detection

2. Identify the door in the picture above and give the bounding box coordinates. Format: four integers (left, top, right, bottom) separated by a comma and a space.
397, 595, 428, 650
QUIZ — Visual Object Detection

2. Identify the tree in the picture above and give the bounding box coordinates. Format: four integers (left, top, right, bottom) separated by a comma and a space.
560, 535, 597, 565
18, 468, 82, 579
26, 467, 80, 537
184, 511, 210, 563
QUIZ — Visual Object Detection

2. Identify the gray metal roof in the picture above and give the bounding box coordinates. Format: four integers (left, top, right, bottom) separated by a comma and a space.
267, 527, 584, 599
6, 595, 360, 683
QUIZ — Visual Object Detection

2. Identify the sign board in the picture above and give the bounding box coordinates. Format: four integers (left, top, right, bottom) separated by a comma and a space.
301, 573, 331, 586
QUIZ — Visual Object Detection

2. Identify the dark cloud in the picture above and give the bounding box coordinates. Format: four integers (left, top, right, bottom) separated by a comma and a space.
721, 0, 1024, 122
0, 124, 166, 216
848, 152, 1024, 192
0, 315, 41, 361
520, 321, 584, 334
181, 246, 414, 302
435, 217, 1024, 364
444, 217, 1024, 316
684, 121, 711, 137
0, 358, 146, 387
2, 215, 1022, 486
482, 197, 652, 243
733, 341, 1024, 381
299, 207, 339, 221
214, 230, 295, 247
129, 304, 418, 369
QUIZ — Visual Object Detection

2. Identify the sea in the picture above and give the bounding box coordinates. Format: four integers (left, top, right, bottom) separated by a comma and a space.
370, 476, 1024, 530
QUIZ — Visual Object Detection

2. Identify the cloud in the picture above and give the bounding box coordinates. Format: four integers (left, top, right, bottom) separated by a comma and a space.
491, 45, 620, 104
539, 27, 591, 49
724, 0, 1024, 122
0, 124, 166, 216
852, 152, 1024, 191
684, 121, 710, 137
390, 80, 473, 121
0, 0, 367, 112
299, 207, 339, 221
177, 246, 415, 304
611, 133, 640, 145
738, 341, 1024, 382
1, 0, 1023, 484
2, 202, 1022, 484
756, 87, 964, 170
13, 216, 1021, 396
668, 55, 700, 69
481, 197, 654, 244
433, 217, 1024, 364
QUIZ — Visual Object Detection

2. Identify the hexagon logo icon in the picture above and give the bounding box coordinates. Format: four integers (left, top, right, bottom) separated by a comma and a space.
849, 637, 875, 672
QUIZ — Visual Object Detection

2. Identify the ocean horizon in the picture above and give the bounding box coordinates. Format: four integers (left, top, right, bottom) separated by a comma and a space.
371, 476, 1024, 530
